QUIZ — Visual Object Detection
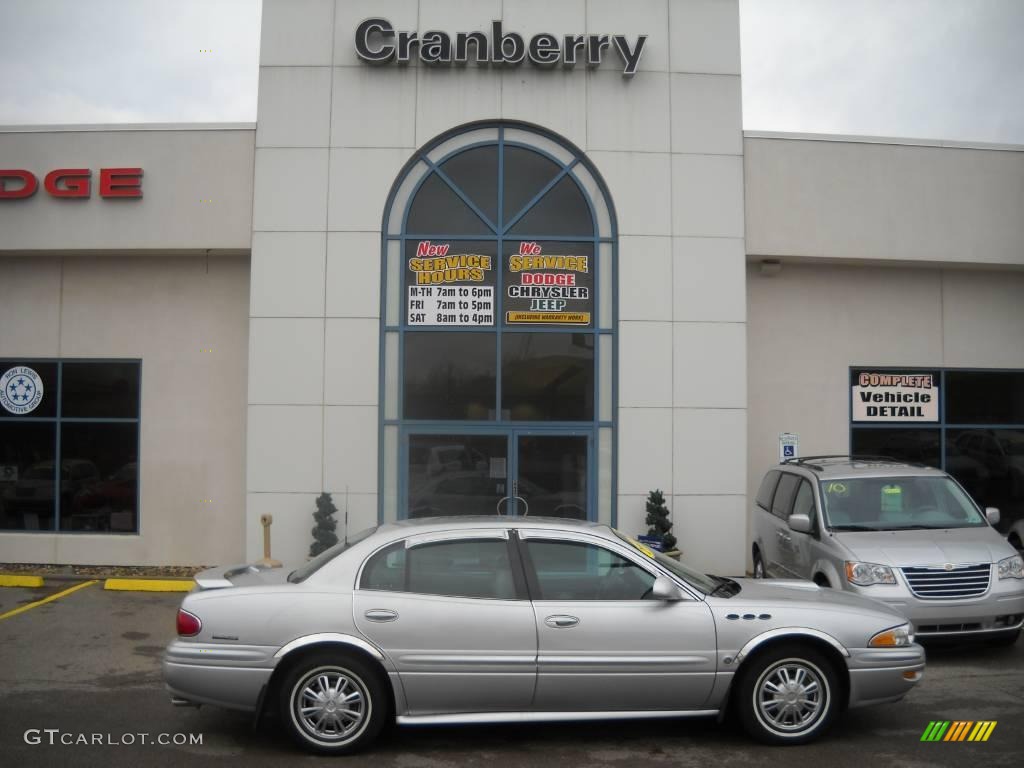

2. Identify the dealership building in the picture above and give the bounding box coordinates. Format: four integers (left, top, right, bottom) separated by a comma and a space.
1, 0, 1022, 572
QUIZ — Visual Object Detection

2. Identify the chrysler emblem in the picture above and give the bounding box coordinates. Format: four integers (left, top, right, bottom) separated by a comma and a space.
943, 563, 954, 571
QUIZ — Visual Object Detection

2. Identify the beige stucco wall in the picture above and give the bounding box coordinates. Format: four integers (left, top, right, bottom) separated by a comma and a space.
744, 135, 1024, 267
0, 254, 250, 566
746, 262, 1024, 566
0, 126, 255, 252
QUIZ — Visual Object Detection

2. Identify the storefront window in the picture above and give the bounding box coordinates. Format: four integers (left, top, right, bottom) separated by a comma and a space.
380, 123, 616, 524
0, 360, 141, 533
850, 368, 1024, 545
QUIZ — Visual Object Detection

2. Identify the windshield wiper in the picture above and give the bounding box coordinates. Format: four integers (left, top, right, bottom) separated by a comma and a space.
829, 524, 880, 532
886, 524, 948, 530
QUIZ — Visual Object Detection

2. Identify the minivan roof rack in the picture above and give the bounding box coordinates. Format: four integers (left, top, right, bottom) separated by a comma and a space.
781, 454, 909, 472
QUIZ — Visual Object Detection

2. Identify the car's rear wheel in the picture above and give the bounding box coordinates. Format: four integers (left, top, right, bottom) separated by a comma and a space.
752, 550, 766, 579
279, 652, 386, 755
735, 645, 839, 745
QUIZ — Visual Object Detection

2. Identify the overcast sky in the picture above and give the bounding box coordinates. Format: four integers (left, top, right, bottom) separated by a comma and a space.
0, 0, 1021, 144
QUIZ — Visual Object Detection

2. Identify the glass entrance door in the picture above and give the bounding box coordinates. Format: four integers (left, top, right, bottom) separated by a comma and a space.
404, 431, 591, 519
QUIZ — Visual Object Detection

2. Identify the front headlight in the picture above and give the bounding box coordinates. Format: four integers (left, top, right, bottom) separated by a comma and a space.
869, 623, 914, 647
845, 561, 897, 586
997, 554, 1024, 580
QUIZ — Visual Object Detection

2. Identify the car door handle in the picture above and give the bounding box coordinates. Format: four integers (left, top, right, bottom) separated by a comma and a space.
545, 615, 579, 628
364, 609, 398, 622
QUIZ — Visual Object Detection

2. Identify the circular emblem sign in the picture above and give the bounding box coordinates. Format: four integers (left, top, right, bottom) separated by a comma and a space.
0, 366, 44, 415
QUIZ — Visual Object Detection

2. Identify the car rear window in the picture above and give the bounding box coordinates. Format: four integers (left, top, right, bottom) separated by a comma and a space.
755, 471, 780, 511
287, 526, 378, 583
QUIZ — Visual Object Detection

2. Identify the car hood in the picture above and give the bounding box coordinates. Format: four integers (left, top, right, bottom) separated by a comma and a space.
727, 578, 905, 619
835, 527, 1014, 567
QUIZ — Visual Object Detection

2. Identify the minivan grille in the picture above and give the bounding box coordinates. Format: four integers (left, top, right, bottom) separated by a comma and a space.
901, 564, 991, 599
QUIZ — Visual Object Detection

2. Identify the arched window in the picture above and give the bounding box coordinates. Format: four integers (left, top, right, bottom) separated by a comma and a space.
379, 122, 616, 524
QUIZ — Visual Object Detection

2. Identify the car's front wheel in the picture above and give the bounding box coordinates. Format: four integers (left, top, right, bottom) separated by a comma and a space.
279, 652, 387, 755
735, 645, 840, 745
752, 550, 766, 579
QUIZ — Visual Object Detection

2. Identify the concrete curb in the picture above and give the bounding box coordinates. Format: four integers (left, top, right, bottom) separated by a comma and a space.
0, 574, 45, 588
103, 578, 195, 592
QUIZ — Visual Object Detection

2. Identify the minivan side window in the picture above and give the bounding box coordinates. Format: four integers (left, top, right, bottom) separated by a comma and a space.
755, 471, 781, 511
771, 473, 800, 519
791, 480, 816, 527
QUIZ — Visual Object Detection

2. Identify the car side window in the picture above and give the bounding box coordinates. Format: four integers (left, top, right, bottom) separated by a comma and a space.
755, 471, 781, 511
771, 473, 800, 519
791, 480, 816, 527
525, 540, 656, 601
360, 538, 517, 600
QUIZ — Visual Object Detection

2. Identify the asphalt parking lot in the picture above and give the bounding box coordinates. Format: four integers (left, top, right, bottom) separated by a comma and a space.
0, 582, 1021, 768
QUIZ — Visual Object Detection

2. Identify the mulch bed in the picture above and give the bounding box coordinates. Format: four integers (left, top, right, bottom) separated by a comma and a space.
0, 562, 209, 579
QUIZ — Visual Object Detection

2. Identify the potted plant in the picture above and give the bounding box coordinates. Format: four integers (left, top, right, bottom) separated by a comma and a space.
639, 489, 680, 558
309, 492, 339, 557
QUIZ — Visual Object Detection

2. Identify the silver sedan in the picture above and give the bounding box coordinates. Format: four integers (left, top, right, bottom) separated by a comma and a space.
163, 517, 925, 754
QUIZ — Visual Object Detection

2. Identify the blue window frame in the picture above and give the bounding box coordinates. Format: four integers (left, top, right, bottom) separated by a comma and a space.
378, 122, 618, 525
0, 358, 142, 534
849, 366, 1024, 540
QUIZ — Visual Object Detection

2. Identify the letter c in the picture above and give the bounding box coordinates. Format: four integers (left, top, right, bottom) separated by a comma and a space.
356, 18, 396, 63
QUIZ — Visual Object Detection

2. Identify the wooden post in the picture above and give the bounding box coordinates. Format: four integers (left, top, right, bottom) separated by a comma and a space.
257, 513, 282, 568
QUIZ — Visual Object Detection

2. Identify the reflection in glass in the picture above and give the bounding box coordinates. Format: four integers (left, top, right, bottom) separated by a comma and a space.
406, 173, 492, 235
946, 371, 1024, 425
851, 428, 941, 468
502, 333, 594, 421
62, 362, 140, 418
408, 434, 507, 517
517, 436, 587, 519
60, 422, 137, 532
0, 422, 57, 530
507, 176, 593, 236
404, 333, 496, 420
947, 429, 1024, 533
502, 146, 562, 227
439, 146, 498, 226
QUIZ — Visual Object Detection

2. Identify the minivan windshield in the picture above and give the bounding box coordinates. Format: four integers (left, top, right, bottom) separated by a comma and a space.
821, 476, 987, 531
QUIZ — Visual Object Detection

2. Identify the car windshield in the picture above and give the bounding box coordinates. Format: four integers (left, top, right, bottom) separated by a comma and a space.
287, 526, 378, 583
821, 476, 987, 531
612, 529, 721, 595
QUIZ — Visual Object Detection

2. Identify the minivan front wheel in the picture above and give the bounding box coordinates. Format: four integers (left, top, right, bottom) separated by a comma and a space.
735, 646, 839, 745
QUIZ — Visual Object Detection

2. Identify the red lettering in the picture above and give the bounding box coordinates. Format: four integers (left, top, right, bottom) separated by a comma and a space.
416, 240, 450, 257
521, 272, 575, 286
44, 169, 91, 198
99, 167, 143, 198
518, 241, 542, 255
0, 170, 38, 199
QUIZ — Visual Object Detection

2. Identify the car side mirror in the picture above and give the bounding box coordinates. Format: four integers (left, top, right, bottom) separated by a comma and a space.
651, 576, 685, 601
985, 507, 1000, 525
789, 513, 813, 534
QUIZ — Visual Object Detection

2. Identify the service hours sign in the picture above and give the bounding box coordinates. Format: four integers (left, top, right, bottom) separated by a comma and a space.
406, 240, 496, 326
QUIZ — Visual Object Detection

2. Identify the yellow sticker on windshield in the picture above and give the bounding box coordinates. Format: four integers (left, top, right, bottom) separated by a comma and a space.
625, 536, 655, 558
881, 484, 903, 514
826, 482, 848, 495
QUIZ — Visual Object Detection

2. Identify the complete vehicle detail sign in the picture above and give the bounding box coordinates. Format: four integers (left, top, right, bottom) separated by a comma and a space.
851, 369, 939, 422
355, 19, 648, 76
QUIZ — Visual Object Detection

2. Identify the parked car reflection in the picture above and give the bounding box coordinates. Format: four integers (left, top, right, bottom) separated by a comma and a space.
409, 470, 585, 519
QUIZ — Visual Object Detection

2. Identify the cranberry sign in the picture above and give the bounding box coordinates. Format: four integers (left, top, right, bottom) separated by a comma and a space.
0, 168, 143, 200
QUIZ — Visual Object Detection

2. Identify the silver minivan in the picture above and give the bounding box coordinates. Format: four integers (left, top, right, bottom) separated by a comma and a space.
750, 456, 1024, 643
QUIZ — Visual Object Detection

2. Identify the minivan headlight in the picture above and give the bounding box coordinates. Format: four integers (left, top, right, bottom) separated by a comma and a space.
869, 623, 914, 647
997, 555, 1024, 580
846, 561, 896, 586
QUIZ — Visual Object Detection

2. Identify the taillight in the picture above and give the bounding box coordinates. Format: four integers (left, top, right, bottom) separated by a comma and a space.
176, 608, 202, 637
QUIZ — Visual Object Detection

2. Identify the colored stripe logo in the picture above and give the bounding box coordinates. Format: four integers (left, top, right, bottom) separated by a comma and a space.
921, 721, 997, 742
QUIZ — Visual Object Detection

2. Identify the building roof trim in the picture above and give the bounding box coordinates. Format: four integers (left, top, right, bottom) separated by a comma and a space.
0, 122, 256, 134
743, 130, 1024, 153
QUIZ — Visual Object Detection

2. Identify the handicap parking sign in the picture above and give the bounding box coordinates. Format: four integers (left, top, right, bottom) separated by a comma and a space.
779, 433, 799, 462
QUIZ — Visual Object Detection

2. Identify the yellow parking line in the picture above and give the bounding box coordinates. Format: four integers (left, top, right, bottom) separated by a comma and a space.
0, 574, 44, 588
103, 578, 193, 592
0, 580, 98, 621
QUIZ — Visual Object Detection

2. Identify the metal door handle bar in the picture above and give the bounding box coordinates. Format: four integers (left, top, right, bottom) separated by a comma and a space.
545, 615, 579, 628
364, 609, 398, 622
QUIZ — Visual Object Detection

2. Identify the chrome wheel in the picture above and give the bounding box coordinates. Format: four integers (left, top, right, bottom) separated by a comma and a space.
291, 666, 370, 745
754, 659, 828, 734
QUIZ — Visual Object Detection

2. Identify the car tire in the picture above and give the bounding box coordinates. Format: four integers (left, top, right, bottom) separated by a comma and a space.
752, 550, 766, 579
734, 645, 840, 745
279, 651, 387, 756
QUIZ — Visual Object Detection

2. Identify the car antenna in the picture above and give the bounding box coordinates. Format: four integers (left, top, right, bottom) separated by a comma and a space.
343, 485, 350, 545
